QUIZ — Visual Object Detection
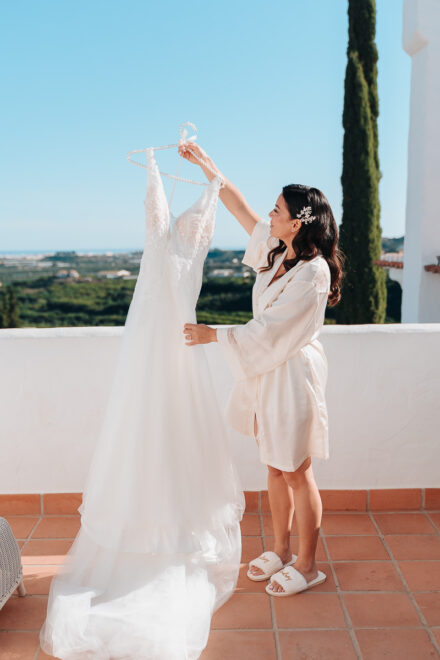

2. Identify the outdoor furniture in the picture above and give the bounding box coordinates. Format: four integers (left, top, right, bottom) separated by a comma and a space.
0, 517, 26, 609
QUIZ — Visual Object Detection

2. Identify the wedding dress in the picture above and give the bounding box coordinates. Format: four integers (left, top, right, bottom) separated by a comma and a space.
39, 146, 245, 660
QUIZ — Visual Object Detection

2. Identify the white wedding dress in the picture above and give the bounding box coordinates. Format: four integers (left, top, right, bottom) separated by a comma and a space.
39, 147, 245, 660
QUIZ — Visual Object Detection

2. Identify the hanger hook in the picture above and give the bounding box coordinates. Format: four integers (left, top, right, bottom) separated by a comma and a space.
179, 121, 198, 146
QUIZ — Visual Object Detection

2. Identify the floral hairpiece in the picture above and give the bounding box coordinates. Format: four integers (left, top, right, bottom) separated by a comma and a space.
296, 205, 317, 224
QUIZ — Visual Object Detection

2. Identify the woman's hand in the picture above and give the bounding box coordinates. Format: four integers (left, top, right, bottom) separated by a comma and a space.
178, 142, 259, 237
178, 142, 209, 167
183, 323, 217, 346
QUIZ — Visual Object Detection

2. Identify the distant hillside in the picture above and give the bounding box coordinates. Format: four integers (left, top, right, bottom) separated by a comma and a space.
210, 236, 405, 257
382, 236, 404, 252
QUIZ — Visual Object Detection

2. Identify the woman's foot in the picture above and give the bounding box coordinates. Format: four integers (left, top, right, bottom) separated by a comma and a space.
270, 561, 319, 592
248, 549, 293, 577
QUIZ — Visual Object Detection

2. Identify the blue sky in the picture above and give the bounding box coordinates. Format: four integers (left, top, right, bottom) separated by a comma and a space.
0, 0, 410, 252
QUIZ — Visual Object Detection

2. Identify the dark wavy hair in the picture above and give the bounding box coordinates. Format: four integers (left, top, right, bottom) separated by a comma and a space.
258, 184, 345, 307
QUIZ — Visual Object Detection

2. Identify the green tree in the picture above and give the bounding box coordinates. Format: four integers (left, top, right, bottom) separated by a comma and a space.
336, 0, 386, 323
6, 285, 20, 328
0, 289, 6, 328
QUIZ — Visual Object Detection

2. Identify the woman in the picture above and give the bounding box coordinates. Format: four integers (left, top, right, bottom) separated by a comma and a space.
179, 141, 345, 597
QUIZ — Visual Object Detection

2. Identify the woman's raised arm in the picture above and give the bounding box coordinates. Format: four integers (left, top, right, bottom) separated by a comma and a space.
178, 142, 260, 236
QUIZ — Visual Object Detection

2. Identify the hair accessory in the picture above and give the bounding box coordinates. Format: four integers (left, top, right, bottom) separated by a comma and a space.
296, 205, 317, 224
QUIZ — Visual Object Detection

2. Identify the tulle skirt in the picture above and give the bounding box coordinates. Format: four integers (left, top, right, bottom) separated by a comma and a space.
39, 254, 245, 659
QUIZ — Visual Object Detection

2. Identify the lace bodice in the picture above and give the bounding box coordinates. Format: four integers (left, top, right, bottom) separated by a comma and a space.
132, 147, 225, 315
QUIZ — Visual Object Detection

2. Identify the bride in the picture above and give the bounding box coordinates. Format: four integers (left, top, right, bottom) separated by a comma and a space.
180, 141, 344, 598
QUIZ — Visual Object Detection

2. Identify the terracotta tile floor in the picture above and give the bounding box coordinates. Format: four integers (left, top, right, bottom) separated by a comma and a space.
1, 504, 440, 659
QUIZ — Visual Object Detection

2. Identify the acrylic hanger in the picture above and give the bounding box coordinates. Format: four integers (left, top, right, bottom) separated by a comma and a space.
127, 121, 221, 209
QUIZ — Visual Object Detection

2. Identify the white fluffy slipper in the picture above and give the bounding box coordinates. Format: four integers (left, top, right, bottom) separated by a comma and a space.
265, 564, 326, 596
247, 551, 297, 582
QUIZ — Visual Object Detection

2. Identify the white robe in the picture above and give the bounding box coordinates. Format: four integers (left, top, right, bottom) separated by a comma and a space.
216, 219, 331, 472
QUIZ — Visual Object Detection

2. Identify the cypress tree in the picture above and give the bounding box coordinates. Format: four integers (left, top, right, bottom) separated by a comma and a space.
336, 0, 386, 323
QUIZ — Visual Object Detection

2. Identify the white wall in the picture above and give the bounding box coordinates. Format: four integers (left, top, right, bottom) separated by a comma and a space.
0, 324, 439, 493
402, 0, 440, 322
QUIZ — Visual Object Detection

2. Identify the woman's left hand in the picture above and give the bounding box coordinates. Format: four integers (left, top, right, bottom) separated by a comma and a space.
183, 323, 217, 346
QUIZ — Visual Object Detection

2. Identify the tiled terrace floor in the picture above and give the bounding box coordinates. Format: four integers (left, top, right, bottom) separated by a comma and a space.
1, 492, 440, 659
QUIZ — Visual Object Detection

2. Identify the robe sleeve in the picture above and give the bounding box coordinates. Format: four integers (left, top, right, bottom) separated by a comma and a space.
241, 219, 273, 272
216, 278, 323, 380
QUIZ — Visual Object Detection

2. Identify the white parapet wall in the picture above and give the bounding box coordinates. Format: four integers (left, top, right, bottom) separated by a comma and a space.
0, 324, 439, 494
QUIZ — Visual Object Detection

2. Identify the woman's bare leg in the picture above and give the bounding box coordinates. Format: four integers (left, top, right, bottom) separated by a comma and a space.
248, 464, 295, 577
270, 457, 322, 592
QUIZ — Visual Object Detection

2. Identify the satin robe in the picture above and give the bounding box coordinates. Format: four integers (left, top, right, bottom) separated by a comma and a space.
216, 219, 331, 472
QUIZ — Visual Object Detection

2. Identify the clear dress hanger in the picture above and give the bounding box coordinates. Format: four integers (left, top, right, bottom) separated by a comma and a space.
126, 121, 222, 209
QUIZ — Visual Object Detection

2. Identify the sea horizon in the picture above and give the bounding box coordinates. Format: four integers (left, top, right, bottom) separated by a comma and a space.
0, 245, 247, 257
0, 248, 143, 257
